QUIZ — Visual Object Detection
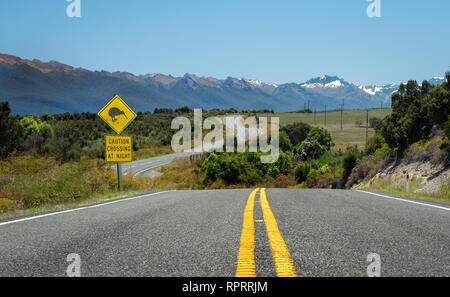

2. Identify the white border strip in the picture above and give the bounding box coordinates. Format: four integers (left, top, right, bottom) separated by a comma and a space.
356, 190, 450, 211
0, 191, 170, 227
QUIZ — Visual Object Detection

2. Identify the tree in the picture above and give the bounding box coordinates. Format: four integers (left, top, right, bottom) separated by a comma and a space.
304, 127, 334, 151
342, 147, 360, 185
446, 71, 450, 89
426, 84, 450, 127
278, 131, 293, 152
444, 116, 450, 140
280, 122, 311, 146
175, 106, 193, 114
293, 140, 324, 161
19, 116, 54, 153
0, 102, 23, 159
379, 78, 450, 151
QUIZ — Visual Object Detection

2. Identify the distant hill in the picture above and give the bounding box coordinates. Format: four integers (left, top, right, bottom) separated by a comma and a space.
0, 53, 445, 115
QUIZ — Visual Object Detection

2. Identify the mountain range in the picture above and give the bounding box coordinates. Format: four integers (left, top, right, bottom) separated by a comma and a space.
0, 53, 446, 115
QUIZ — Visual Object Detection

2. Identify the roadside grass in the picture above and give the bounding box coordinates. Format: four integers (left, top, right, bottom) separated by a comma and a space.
0, 155, 155, 219
352, 136, 450, 204
0, 188, 156, 220
360, 178, 450, 204
151, 157, 203, 190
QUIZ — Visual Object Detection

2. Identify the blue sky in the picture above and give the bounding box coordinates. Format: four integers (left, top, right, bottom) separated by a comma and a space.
0, 0, 449, 85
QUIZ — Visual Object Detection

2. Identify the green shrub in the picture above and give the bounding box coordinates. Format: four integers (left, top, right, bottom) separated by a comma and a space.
279, 131, 293, 152
444, 116, 450, 140
306, 169, 320, 188
294, 162, 311, 184
280, 122, 311, 146
304, 165, 331, 188
304, 127, 334, 151
317, 151, 342, 167
201, 153, 265, 185
267, 166, 281, 178
294, 140, 324, 161
272, 151, 293, 175
366, 134, 386, 155
342, 147, 361, 186
0, 198, 15, 213
200, 151, 293, 185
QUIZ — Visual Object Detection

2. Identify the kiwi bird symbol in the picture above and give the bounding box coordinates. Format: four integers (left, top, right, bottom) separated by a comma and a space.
108, 107, 128, 123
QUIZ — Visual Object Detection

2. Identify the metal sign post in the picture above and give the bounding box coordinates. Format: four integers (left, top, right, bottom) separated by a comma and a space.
117, 163, 123, 191
406, 173, 410, 193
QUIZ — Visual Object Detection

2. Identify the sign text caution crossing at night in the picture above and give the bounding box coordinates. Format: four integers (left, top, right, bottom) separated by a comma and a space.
106, 136, 132, 163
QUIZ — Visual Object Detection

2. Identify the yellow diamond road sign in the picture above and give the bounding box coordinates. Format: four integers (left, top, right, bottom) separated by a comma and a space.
98, 94, 137, 134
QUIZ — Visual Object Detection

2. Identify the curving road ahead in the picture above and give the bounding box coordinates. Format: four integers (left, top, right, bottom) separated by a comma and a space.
119, 151, 196, 178
0, 189, 449, 277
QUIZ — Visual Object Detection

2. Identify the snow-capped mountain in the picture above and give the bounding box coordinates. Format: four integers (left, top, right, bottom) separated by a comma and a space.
429, 77, 446, 85
300, 75, 350, 89
0, 53, 447, 114
358, 83, 399, 105
272, 75, 393, 110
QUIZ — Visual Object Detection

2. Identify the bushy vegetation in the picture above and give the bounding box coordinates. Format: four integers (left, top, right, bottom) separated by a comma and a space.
346, 75, 450, 190
0, 103, 189, 162
380, 75, 450, 151
0, 155, 151, 213
199, 125, 343, 189
0, 102, 22, 159
200, 151, 293, 186
280, 121, 311, 147
293, 127, 334, 161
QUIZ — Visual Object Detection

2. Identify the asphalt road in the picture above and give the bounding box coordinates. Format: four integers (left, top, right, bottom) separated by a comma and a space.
0, 189, 449, 277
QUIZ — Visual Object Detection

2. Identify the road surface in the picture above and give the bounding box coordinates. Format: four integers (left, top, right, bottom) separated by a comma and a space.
0, 189, 449, 277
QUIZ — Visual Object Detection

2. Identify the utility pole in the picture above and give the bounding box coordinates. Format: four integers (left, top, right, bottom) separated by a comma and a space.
314, 108, 316, 125
324, 105, 327, 127
366, 109, 369, 149
340, 99, 344, 130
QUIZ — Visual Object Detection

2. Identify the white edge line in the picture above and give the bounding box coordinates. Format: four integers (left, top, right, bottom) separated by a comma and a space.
356, 190, 450, 212
0, 191, 170, 227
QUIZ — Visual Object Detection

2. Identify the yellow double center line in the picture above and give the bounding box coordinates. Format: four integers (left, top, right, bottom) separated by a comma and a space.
235, 188, 258, 277
236, 188, 297, 277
